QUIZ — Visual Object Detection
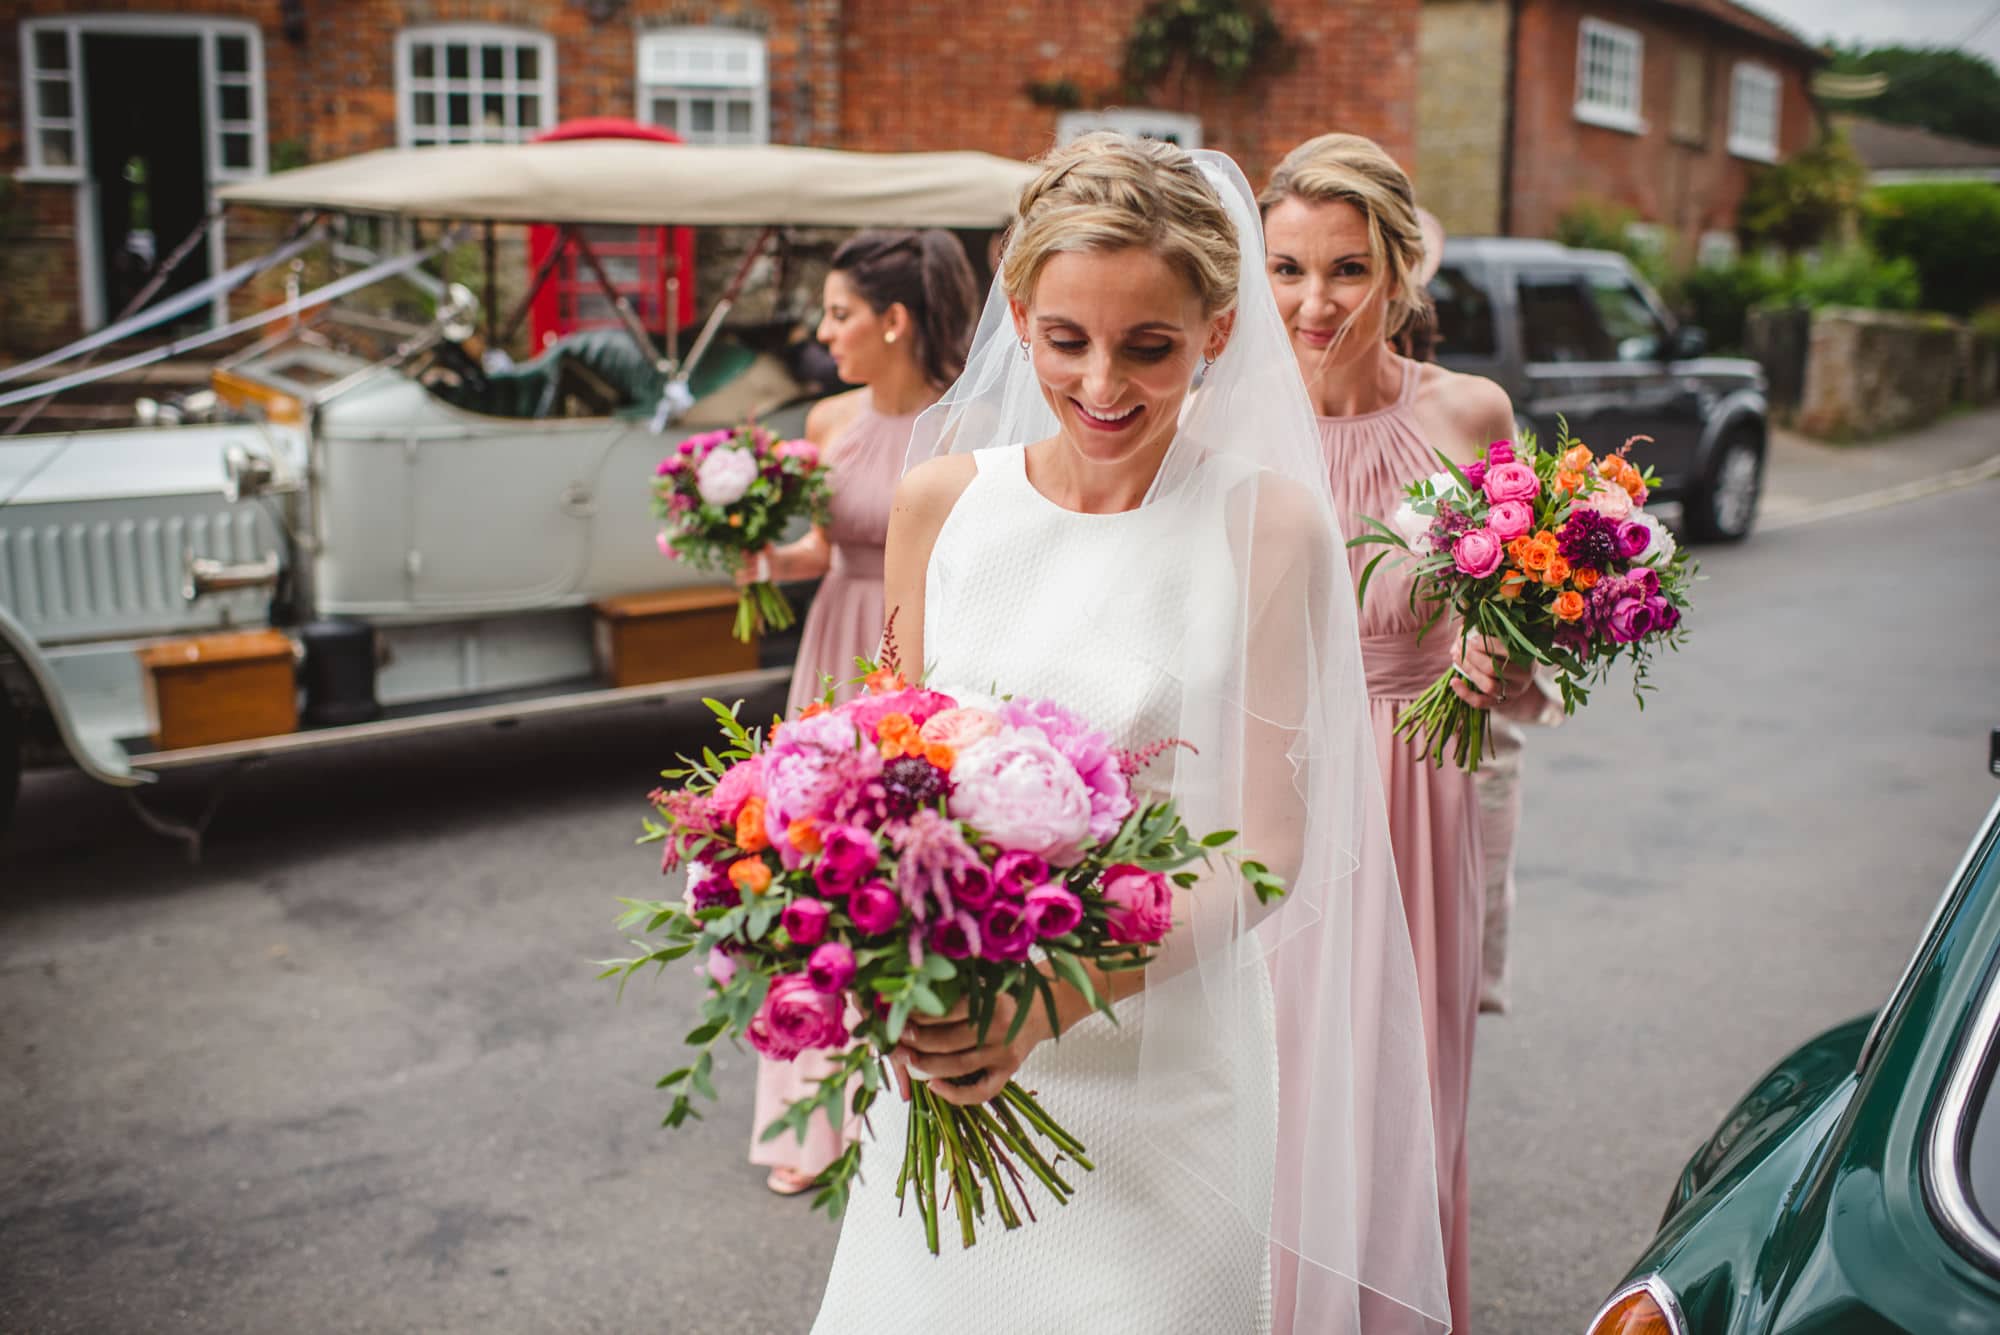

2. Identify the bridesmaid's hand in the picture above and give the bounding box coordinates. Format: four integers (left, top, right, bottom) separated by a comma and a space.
1450, 632, 1535, 711
732, 547, 775, 588
895, 992, 1050, 1106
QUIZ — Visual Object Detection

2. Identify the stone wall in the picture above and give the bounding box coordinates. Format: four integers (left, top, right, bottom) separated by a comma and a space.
1415, 0, 1509, 236
1794, 308, 1985, 440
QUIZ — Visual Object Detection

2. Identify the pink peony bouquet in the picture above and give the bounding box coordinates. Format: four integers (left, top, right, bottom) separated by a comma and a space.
1349, 422, 1695, 771
601, 635, 1281, 1252
652, 422, 831, 640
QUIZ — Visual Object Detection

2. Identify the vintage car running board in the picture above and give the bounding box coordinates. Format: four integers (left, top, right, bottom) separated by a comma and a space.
123, 665, 792, 773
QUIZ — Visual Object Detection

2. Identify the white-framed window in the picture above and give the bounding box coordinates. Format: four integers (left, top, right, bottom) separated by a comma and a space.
396, 24, 556, 147
1697, 229, 1739, 268
1574, 17, 1644, 135
637, 28, 768, 145
1056, 108, 1204, 149
1728, 61, 1781, 163
17, 16, 267, 183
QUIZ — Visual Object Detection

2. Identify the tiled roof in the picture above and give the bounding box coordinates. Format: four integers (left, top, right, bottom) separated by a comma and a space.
1836, 114, 2000, 171
1650, 0, 1823, 60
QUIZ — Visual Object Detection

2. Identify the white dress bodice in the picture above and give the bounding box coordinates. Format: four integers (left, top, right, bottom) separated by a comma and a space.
809, 445, 1273, 1334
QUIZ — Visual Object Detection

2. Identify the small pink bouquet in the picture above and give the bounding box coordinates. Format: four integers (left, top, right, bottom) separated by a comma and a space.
1349, 423, 1695, 770
652, 422, 831, 640
602, 630, 1281, 1251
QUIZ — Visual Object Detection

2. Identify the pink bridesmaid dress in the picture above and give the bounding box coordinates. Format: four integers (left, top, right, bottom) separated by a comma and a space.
1316, 356, 1483, 1331
750, 390, 929, 1179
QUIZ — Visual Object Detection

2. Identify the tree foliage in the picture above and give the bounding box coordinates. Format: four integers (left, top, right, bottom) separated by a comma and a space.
1737, 129, 1868, 254
1825, 44, 2000, 147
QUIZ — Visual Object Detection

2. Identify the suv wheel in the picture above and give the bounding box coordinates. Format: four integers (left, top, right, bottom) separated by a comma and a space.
0, 691, 20, 833
1686, 426, 1763, 542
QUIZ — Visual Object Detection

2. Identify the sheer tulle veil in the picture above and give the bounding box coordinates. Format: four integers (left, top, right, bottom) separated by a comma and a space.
904, 145, 1450, 1334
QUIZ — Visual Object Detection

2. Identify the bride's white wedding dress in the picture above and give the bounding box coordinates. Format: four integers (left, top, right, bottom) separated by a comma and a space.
809, 444, 1277, 1334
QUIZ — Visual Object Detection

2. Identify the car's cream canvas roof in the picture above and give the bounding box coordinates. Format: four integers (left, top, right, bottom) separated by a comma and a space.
220, 141, 1037, 227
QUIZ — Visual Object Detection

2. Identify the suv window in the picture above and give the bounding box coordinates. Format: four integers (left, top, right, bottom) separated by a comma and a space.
1516, 273, 1613, 364
1428, 265, 1498, 358
1587, 271, 1670, 362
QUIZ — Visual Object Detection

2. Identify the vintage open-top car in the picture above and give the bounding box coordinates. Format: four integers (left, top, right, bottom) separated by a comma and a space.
0, 138, 1032, 846
1590, 739, 2000, 1334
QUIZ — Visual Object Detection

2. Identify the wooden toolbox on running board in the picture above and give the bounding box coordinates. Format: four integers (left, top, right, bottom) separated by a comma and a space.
592, 587, 758, 688
137, 629, 299, 751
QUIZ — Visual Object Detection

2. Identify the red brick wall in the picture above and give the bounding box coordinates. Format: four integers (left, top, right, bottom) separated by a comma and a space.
837, 0, 1420, 189
1508, 0, 1818, 255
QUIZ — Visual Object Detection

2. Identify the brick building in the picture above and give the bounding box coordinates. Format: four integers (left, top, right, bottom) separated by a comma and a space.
1416, 0, 1821, 263
0, 0, 1424, 356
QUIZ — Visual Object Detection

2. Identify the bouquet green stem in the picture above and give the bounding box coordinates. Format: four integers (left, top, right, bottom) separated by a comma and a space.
1393, 668, 1491, 773
733, 580, 797, 642
897, 1078, 1093, 1254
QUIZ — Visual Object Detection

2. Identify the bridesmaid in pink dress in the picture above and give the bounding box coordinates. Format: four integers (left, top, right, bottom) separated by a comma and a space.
738, 229, 979, 1195
1262, 133, 1545, 1331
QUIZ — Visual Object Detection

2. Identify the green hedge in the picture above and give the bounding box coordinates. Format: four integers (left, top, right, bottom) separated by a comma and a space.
1676, 248, 1921, 353
1865, 183, 2000, 317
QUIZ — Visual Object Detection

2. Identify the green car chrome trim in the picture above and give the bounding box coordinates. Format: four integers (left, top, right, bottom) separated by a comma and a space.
1590, 1275, 1689, 1334
1924, 879, 2000, 1274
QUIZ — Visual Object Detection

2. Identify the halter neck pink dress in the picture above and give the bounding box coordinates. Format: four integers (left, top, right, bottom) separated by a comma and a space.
750, 389, 930, 1179
1316, 357, 1483, 1331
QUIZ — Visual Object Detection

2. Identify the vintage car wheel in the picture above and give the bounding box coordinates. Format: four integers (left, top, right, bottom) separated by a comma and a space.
0, 691, 20, 833
1686, 426, 1763, 543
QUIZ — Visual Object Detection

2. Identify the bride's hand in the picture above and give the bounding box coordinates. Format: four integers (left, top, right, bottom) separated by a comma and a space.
895, 992, 1050, 1106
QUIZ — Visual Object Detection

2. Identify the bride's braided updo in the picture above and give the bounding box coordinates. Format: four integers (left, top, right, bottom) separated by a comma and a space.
1001, 132, 1240, 318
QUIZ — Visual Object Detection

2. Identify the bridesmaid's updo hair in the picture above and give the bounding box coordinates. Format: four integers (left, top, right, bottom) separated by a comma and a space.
1259, 133, 1432, 349
1002, 132, 1240, 318
829, 229, 981, 387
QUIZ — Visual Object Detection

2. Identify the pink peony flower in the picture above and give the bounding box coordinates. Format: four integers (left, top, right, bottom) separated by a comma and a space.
1452, 527, 1505, 579
995, 699, 1133, 847
848, 882, 903, 935
761, 711, 886, 865
1100, 865, 1174, 944
979, 901, 1035, 961
813, 825, 879, 897
1487, 499, 1534, 541
1577, 480, 1633, 520
949, 730, 1094, 866
1023, 883, 1084, 939
695, 446, 759, 506
1482, 461, 1540, 505
748, 974, 848, 1059
919, 707, 1002, 750
656, 531, 674, 557
807, 942, 856, 994
1486, 441, 1516, 465
844, 687, 957, 735
992, 850, 1051, 900
781, 897, 830, 946
709, 754, 767, 824
775, 439, 820, 467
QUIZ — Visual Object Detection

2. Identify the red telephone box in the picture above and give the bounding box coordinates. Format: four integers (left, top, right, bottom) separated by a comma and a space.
527, 118, 697, 353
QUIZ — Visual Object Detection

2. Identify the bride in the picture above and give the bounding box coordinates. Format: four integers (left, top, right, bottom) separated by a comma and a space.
809, 133, 1450, 1335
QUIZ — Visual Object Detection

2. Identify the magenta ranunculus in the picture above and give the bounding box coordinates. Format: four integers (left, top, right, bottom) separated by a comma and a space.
1631, 566, 1661, 597
807, 941, 856, 994
813, 825, 879, 897
1487, 499, 1534, 541
781, 897, 830, 946
775, 438, 820, 467
1023, 883, 1084, 939
929, 914, 976, 960
1617, 520, 1652, 559
996, 699, 1134, 846
948, 731, 1094, 866
1482, 461, 1540, 505
945, 862, 997, 913
1607, 596, 1656, 644
848, 882, 902, 935
656, 455, 684, 476
1452, 527, 1506, 579
1099, 864, 1175, 945
1463, 459, 1488, 491
747, 974, 848, 1060
1647, 595, 1680, 633
1486, 441, 1516, 465
992, 850, 1051, 900
979, 901, 1035, 961
684, 860, 739, 911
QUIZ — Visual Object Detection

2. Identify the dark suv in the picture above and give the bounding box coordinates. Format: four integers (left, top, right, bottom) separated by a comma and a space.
1428, 238, 1768, 541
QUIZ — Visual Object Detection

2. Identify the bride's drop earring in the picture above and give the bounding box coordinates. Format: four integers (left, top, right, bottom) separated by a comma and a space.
1019, 338, 1031, 359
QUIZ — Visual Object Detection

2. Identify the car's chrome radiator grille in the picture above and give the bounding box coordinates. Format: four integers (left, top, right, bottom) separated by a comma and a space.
0, 502, 272, 643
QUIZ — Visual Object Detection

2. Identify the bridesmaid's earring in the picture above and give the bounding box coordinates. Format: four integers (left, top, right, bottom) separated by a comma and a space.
884, 331, 898, 344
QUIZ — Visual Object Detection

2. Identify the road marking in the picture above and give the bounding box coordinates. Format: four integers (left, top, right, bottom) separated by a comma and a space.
1759, 453, 2000, 532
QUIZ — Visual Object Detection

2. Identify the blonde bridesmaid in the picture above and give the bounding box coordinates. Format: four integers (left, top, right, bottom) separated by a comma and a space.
739, 229, 979, 1195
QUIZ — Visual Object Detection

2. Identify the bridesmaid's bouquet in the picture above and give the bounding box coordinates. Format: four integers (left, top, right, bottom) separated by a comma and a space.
601, 630, 1281, 1251
1349, 423, 1695, 771
652, 422, 831, 640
